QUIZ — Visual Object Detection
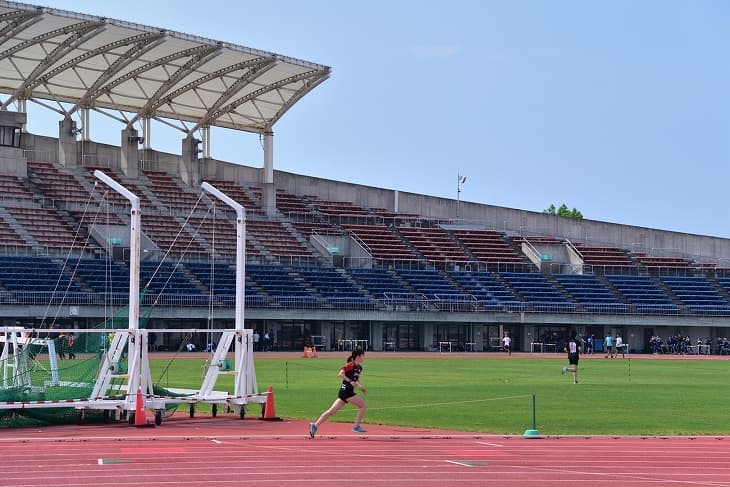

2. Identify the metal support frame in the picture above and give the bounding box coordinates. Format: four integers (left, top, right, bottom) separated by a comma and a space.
197, 182, 266, 413
0, 178, 266, 422
91, 170, 162, 415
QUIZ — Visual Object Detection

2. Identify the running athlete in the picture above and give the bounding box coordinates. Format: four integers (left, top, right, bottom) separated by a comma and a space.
561, 331, 580, 384
309, 348, 368, 437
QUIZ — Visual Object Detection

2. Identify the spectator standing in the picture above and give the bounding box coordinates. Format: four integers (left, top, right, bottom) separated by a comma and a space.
615, 333, 624, 358
57, 334, 66, 360
67, 333, 76, 359
502, 334, 512, 356
604, 332, 615, 359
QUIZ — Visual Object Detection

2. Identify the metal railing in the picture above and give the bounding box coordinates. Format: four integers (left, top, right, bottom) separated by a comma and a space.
6, 289, 730, 317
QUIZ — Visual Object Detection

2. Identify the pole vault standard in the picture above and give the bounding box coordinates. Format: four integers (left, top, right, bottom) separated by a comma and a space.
197, 182, 265, 418
91, 170, 163, 423
200, 183, 245, 338
0, 171, 162, 423
93, 170, 140, 338
0, 176, 266, 423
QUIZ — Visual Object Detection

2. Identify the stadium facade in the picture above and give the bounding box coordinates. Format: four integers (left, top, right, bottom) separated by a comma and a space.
0, 2, 729, 355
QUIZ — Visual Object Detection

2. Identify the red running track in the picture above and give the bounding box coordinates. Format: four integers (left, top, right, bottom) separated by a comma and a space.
1, 415, 730, 487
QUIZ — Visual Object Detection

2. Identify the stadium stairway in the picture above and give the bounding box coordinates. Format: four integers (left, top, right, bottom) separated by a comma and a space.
442, 227, 480, 262
706, 274, 730, 303
651, 274, 689, 313
543, 273, 579, 306
279, 220, 328, 264
0, 206, 36, 248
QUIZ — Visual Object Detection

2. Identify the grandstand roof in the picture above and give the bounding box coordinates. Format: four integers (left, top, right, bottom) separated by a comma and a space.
0, 1, 331, 134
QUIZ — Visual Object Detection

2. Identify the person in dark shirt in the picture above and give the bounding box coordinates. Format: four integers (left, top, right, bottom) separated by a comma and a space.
310, 348, 368, 437
67, 333, 76, 359
561, 331, 581, 384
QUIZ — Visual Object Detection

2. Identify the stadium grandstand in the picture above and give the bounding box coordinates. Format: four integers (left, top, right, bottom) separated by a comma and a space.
0, 1, 730, 359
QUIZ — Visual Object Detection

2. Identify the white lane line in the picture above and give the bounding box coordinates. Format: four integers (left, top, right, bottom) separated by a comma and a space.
476, 441, 503, 447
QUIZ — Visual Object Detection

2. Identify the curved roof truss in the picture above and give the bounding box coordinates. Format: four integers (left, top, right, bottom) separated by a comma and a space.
0, 1, 330, 135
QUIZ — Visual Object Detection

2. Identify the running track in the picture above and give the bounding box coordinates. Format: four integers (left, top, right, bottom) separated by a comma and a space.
2, 416, 729, 487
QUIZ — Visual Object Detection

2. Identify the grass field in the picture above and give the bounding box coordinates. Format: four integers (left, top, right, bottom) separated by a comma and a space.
151, 355, 730, 436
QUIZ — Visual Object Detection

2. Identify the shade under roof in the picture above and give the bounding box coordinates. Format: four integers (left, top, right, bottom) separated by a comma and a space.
0, 1, 331, 134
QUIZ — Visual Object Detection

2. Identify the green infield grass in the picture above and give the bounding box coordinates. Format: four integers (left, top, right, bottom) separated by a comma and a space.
150, 355, 730, 435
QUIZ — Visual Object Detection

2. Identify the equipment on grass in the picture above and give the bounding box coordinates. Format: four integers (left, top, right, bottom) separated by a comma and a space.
0, 176, 268, 426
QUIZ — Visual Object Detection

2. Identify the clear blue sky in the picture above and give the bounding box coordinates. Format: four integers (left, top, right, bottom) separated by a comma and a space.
32, 1, 730, 237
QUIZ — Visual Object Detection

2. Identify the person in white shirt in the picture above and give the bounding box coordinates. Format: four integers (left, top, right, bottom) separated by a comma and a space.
502, 334, 512, 356
561, 331, 581, 384
615, 334, 625, 358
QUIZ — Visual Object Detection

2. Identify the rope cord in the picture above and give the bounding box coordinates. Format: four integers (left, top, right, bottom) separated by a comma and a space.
39, 181, 102, 330
206, 201, 216, 351
154, 331, 193, 387
146, 192, 210, 308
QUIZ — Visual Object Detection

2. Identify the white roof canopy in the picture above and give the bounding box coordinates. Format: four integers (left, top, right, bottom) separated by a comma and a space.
0, 1, 330, 135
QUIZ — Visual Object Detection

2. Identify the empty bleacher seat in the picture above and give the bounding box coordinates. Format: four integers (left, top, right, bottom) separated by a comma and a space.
397, 226, 470, 263
294, 266, 374, 309
247, 265, 321, 308
605, 275, 679, 314
660, 275, 730, 315
451, 229, 529, 265
554, 274, 628, 313
448, 269, 523, 311
500, 272, 576, 312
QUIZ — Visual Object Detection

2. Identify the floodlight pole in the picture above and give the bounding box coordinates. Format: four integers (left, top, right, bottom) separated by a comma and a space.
457, 173, 466, 220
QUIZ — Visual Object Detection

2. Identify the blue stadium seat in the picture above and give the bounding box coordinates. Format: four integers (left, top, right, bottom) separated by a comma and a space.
554, 274, 629, 313
605, 275, 679, 314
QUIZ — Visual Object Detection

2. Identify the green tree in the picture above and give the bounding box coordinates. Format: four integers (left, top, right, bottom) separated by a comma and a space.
557, 204, 571, 217
570, 208, 583, 219
543, 203, 583, 220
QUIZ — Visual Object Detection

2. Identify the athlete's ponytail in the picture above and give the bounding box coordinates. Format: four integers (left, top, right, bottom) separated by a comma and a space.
347, 347, 365, 363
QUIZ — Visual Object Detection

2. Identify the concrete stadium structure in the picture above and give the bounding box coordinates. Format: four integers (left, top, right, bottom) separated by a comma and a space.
0, 2, 729, 356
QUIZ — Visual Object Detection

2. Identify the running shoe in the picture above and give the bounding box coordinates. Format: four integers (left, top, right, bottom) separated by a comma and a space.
561, 366, 567, 375
352, 425, 367, 433
574, 381, 579, 384
309, 423, 318, 438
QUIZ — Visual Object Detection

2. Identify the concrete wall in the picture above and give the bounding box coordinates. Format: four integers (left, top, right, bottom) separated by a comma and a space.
0, 147, 26, 177
18, 133, 730, 264
274, 170, 395, 211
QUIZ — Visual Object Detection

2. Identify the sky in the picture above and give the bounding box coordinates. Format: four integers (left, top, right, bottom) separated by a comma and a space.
25, 0, 730, 237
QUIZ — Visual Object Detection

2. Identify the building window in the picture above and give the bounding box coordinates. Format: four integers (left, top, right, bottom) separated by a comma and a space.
0, 126, 20, 147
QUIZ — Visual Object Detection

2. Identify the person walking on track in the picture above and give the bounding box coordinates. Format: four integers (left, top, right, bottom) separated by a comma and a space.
309, 347, 368, 437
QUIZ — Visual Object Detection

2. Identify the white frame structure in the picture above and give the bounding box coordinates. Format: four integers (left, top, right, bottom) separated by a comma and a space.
0, 172, 267, 423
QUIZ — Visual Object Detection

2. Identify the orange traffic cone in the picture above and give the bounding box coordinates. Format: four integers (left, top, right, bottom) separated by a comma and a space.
311, 346, 318, 358
260, 385, 282, 421
134, 387, 147, 426
302, 346, 310, 358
